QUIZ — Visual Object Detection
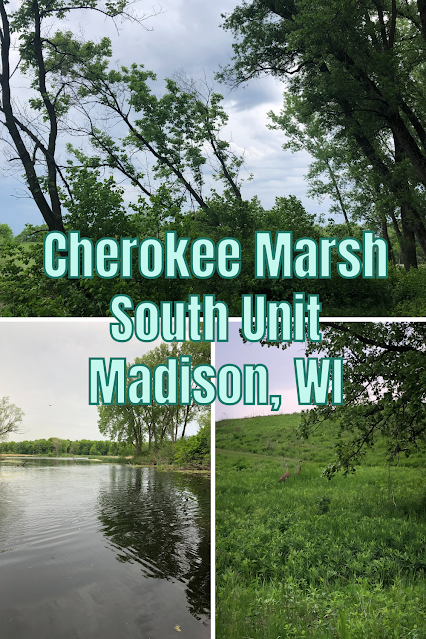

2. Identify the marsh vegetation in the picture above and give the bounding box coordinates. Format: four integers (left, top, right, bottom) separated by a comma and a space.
216, 414, 426, 638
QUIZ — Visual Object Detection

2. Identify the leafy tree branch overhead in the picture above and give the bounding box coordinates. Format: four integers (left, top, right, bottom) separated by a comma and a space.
296, 322, 426, 477
0, 0, 246, 231
0, 0, 159, 232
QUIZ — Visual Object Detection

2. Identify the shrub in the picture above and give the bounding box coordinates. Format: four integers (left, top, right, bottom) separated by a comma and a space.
173, 424, 210, 467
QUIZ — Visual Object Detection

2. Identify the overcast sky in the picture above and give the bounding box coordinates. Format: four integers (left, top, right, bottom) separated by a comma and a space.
0, 318, 312, 441
0, 319, 205, 442
214, 320, 309, 421
0, 0, 326, 235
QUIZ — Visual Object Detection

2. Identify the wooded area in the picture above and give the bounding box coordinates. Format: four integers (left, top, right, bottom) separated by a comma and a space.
1, 0, 426, 316
97, 341, 210, 458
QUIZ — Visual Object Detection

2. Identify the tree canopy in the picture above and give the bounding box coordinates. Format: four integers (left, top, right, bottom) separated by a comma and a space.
220, 0, 426, 270
294, 322, 426, 476
0, 0, 158, 231
97, 341, 210, 455
0, 396, 24, 441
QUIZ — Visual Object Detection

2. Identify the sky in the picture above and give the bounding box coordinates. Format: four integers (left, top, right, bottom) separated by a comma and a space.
0, 0, 326, 235
0, 319, 203, 442
214, 320, 309, 421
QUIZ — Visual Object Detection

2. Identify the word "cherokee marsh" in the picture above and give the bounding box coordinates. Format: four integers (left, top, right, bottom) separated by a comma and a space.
43, 231, 388, 280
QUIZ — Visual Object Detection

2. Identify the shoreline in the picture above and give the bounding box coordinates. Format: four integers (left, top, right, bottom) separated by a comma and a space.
0, 455, 210, 474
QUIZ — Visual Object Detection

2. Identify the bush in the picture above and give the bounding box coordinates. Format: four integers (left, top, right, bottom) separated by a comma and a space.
173, 424, 210, 467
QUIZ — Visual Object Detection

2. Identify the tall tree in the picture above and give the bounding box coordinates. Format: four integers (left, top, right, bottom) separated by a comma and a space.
220, 0, 426, 269
268, 94, 399, 261
0, 0, 155, 230
59, 64, 246, 213
97, 341, 210, 454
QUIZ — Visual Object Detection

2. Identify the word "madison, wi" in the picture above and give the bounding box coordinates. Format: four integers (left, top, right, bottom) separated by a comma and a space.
88, 356, 343, 409
43, 231, 387, 280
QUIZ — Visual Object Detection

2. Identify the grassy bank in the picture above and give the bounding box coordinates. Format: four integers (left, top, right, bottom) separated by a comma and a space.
216, 415, 426, 638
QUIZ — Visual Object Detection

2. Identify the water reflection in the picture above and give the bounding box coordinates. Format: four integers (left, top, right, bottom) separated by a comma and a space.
0, 460, 210, 638
97, 467, 210, 620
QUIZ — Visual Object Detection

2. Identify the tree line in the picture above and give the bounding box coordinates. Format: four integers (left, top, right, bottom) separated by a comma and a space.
0, 426, 210, 466
0, 340, 210, 463
0, 437, 126, 456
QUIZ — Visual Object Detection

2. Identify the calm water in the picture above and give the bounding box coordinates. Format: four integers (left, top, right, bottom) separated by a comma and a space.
0, 459, 210, 639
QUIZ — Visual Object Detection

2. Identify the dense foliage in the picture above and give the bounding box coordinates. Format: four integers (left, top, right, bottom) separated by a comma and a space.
0, 437, 127, 456
297, 322, 426, 476
2, 211, 424, 317
97, 342, 210, 455
173, 414, 211, 467
220, 0, 426, 272
216, 415, 426, 637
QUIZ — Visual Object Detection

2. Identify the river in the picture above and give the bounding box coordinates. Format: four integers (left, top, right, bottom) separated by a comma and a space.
0, 459, 210, 638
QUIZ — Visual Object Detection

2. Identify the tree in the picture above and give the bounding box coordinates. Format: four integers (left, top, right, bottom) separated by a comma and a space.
59, 67, 246, 213
294, 322, 426, 476
98, 395, 148, 456
0, 224, 14, 245
69, 440, 80, 455
220, 0, 426, 269
0, 0, 157, 231
108, 441, 118, 456
268, 94, 398, 262
50, 437, 61, 456
141, 341, 210, 445
98, 341, 210, 455
0, 396, 24, 441
173, 411, 211, 466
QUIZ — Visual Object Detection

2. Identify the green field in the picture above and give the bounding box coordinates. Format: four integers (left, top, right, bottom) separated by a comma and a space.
216, 414, 426, 638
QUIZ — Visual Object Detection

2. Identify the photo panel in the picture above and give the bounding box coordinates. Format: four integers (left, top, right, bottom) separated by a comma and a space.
1, 3, 426, 639
0, 319, 211, 639
214, 319, 426, 638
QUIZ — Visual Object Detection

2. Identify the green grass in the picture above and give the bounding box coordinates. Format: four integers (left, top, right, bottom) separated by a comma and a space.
216, 413, 426, 467
216, 414, 426, 638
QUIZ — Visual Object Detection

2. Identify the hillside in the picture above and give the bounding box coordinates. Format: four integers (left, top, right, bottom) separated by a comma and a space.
216, 412, 426, 468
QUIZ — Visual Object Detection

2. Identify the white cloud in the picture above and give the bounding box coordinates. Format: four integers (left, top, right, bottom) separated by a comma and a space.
0, 0, 321, 233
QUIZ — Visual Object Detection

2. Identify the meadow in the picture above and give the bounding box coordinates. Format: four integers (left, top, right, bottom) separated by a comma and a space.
216, 414, 426, 638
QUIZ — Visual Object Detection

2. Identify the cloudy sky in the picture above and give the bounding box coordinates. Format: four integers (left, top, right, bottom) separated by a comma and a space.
1, 0, 324, 235
214, 320, 309, 421
0, 319, 204, 442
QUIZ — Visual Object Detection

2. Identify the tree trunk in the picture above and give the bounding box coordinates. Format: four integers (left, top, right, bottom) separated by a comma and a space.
380, 217, 395, 266
400, 204, 418, 271
0, 1, 65, 232
181, 405, 191, 439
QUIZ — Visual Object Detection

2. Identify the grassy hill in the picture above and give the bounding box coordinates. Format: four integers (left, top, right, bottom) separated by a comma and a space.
216, 413, 426, 639
216, 412, 426, 468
